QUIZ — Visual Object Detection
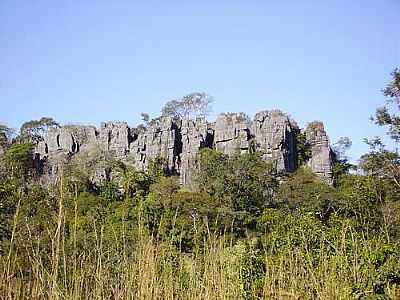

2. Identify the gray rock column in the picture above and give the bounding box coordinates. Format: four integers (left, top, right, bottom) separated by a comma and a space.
305, 121, 334, 184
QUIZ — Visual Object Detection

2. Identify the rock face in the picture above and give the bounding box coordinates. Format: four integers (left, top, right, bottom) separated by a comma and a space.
99, 122, 130, 157
304, 121, 334, 184
34, 110, 334, 186
180, 118, 213, 186
129, 118, 181, 173
214, 113, 251, 155
43, 125, 97, 154
253, 110, 297, 173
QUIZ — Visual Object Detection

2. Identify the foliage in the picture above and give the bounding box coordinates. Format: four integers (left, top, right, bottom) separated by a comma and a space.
360, 143, 400, 190
0, 177, 20, 246
20, 117, 59, 143
112, 160, 153, 197
375, 68, 400, 142
4, 143, 34, 178
161, 92, 213, 119
277, 167, 342, 221
147, 156, 169, 178
0, 146, 398, 299
0, 124, 14, 147
1, 71, 400, 298
196, 148, 278, 215
295, 131, 312, 167
337, 175, 384, 232
332, 137, 354, 181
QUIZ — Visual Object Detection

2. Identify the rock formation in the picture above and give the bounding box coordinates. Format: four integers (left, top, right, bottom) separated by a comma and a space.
252, 110, 297, 173
304, 121, 334, 184
34, 110, 334, 186
129, 118, 181, 173
180, 118, 213, 186
214, 113, 251, 155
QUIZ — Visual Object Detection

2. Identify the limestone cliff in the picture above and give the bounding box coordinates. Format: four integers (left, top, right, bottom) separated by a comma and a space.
304, 121, 334, 184
252, 110, 297, 173
34, 110, 334, 186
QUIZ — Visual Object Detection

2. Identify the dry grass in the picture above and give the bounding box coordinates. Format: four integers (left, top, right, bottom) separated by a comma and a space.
1, 194, 399, 300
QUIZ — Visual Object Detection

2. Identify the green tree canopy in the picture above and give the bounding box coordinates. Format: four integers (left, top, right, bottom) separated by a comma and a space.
196, 149, 278, 215
5, 143, 34, 178
161, 92, 213, 119
373, 68, 400, 142
363, 69, 400, 191
20, 117, 59, 143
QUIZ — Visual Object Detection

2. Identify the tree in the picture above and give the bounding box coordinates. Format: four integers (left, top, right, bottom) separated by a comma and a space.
337, 174, 385, 232
20, 117, 59, 143
373, 68, 400, 142
149, 176, 180, 209
0, 124, 14, 147
147, 157, 168, 178
332, 137, 354, 180
360, 140, 400, 190
5, 143, 34, 178
141, 113, 150, 123
196, 149, 278, 215
277, 167, 341, 221
295, 131, 312, 167
161, 92, 213, 119
360, 68, 400, 239
111, 160, 153, 198
362, 69, 400, 190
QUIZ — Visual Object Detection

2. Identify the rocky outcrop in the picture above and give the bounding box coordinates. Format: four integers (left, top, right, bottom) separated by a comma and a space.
179, 118, 213, 186
35, 125, 99, 183
214, 113, 251, 155
253, 110, 297, 173
130, 118, 180, 173
304, 121, 334, 184
42, 125, 97, 154
34, 110, 334, 186
99, 122, 130, 157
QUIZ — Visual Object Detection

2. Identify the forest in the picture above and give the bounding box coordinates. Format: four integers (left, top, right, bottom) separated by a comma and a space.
0, 70, 399, 299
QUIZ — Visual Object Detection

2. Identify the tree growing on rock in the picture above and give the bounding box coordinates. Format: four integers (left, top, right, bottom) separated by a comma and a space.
161, 92, 213, 119
20, 117, 60, 143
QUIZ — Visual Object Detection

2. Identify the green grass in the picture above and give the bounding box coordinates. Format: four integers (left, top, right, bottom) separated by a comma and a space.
1, 196, 399, 300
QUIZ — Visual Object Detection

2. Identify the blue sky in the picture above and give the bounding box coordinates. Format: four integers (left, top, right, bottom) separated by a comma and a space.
1, 1, 399, 161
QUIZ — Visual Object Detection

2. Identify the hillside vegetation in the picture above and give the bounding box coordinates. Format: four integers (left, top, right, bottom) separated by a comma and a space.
0, 70, 399, 299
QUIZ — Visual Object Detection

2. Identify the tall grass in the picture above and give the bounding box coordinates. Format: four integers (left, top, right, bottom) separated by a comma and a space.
1, 195, 399, 299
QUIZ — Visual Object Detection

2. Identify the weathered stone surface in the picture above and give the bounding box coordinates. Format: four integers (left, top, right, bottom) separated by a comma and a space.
40, 125, 97, 155
129, 118, 180, 173
33, 110, 334, 186
99, 122, 130, 157
34, 125, 98, 181
214, 113, 251, 155
253, 110, 296, 172
179, 118, 213, 186
305, 121, 333, 184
